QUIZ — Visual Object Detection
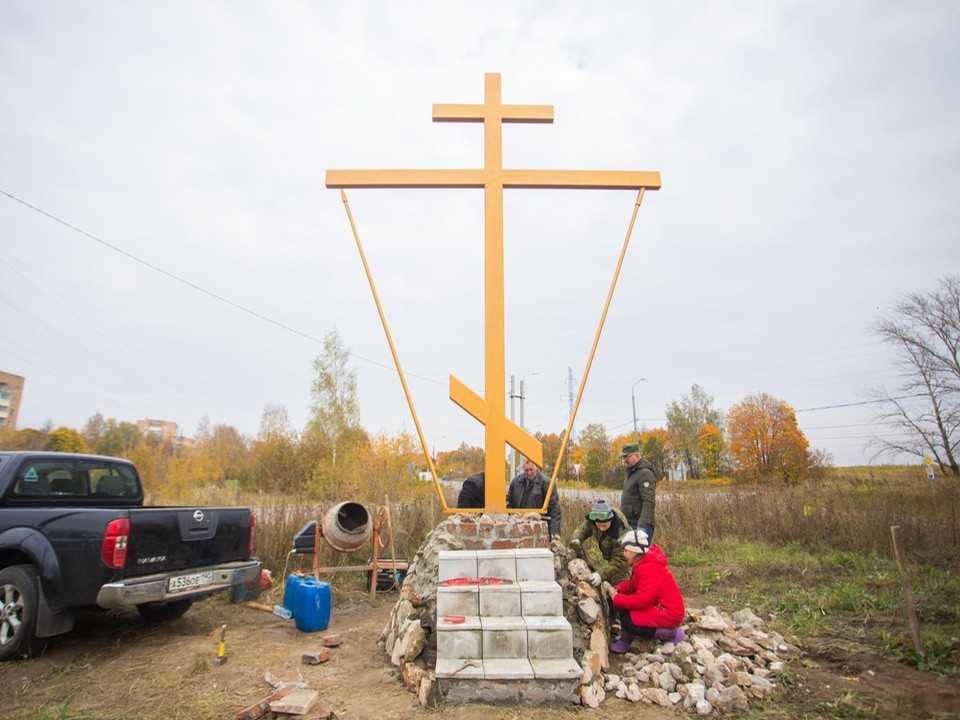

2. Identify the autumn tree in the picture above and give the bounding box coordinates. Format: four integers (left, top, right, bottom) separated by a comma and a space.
0, 427, 49, 450
666, 384, 723, 479
698, 423, 727, 478
306, 328, 362, 467
535, 431, 572, 482
578, 423, 614, 488
249, 404, 305, 493
193, 418, 249, 486
609, 428, 670, 480
870, 274, 960, 476
436, 442, 484, 479
83, 414, 142, 456
47, 426, 86, 452
726, 392, 809, 483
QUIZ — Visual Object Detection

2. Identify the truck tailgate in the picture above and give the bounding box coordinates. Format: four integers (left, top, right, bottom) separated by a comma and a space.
124, 506, 252, 576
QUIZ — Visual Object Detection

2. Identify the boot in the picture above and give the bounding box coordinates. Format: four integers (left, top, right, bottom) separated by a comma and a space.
609, 632, 634, 654
653, 627, 685, 645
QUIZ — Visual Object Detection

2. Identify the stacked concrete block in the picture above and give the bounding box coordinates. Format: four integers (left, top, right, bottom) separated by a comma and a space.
435, 548, 581, 681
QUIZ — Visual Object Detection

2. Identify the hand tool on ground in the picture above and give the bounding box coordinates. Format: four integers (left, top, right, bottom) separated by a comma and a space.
213, 624, 228, 666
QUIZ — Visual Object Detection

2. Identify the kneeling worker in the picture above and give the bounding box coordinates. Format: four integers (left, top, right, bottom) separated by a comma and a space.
609, 528, 686, 653
569, 499, 631, 587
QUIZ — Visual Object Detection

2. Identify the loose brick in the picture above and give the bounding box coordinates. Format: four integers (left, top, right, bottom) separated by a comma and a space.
302, 648, 331, 664
236, 685, 295, 720
322, 634, 341, 647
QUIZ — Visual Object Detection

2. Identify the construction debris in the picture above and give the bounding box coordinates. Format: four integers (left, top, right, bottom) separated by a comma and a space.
236, 685, 296, 720
302, 648, 331, 665
270, 688, 319, 715
322, 633, 342, 647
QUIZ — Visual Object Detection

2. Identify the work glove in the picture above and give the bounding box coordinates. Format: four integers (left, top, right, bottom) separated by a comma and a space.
601, 581, 617, 600
568, 539, 581, 551
588, 572, 602, 587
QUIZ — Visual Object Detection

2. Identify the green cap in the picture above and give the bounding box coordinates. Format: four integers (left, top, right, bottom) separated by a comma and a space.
620, 442, 641, 456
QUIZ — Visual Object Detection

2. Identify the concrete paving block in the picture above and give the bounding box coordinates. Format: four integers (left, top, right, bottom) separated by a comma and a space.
519, 581, 563, 616
478, 584, 521, 616
483, 658, 535, 679
515, 548, 555, 581
476, 549, 517, 581
435, 658, 484, 679
525, 616, 573, 659
436, 616, 482, 660
529, 657, 584, 680
439, 550, 478, 581
437, 585, 479, 617
482, 616, 527, 658
269, 687, 318, 715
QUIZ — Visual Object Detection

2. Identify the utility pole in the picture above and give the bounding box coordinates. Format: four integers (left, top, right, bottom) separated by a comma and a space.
631, 377, 646, 445
509, 375, 518, 479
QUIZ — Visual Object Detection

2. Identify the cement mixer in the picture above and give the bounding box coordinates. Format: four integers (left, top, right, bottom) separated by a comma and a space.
290, 499, 406, 597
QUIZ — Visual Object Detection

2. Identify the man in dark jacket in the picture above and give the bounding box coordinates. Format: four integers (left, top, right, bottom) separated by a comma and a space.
507, 458, 561, 535
570, 499, 631, 585
619, 442, 657, 539
457, 472, 485, 509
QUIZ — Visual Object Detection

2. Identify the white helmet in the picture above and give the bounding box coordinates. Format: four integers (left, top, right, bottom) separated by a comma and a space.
619, 529, 650, 553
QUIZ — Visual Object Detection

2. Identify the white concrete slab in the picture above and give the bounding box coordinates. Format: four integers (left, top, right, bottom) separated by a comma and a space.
476, 549, 517, 581
435, 658, 484, 679
483, 658, 535, 679
437, 585, 479, 617
436, 616, 482, 660
530, 657, 583, 680
519, 581, 563, 616
515, 548, 555, 582
482, 616, 527, 658
438, 550, 478, 581
478, 584, 521, 616
525, 616, 573, 659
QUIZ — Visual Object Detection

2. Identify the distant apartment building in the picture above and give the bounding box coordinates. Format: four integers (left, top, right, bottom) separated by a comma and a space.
136, 418, 180, 444
0, 371, 25, 431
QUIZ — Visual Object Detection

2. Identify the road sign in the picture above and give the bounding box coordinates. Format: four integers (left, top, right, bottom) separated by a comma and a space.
927, 469, 936, 481
923, 456, 933, 466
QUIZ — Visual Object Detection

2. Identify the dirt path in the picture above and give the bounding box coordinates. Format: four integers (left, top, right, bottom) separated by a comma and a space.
1, 587, 957, 719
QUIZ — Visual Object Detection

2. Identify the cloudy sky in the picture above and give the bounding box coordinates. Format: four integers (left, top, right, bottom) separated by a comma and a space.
2, 2, 957, 467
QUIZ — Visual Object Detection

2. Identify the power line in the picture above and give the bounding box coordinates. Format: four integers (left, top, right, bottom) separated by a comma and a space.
1, 188, 444, 386
794, 394, 926, 413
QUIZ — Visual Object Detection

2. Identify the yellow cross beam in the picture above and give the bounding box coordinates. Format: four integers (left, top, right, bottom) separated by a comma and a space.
326, 73, 660, 512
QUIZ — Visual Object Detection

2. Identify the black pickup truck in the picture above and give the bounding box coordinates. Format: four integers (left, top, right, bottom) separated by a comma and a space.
0, 451, 261, 660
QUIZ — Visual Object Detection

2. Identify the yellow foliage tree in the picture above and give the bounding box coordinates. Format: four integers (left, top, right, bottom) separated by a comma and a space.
726, 393, 809, 483
698, 423, 726, 478
47, 427, 86, 453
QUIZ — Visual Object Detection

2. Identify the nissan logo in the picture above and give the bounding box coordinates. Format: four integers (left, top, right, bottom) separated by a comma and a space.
193, 510, 205, 522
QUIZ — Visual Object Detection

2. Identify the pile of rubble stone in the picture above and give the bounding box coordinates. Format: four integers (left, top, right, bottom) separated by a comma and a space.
564, 554, 801, 714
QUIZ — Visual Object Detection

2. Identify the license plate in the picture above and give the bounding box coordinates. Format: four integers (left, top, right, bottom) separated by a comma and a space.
168, 571, 213, 592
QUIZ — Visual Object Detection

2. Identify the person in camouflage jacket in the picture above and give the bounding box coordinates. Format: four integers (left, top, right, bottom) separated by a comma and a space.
570, 499, 631, 586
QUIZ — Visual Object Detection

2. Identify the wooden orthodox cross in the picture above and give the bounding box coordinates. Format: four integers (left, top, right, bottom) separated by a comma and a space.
326, 73, 660, 512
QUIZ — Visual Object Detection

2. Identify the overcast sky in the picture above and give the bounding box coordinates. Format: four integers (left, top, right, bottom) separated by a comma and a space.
2, 2, 958, 467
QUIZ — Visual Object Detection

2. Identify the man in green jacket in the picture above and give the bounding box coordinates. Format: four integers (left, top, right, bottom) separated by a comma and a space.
619, 442, 657, 539
570, 499, 631, 586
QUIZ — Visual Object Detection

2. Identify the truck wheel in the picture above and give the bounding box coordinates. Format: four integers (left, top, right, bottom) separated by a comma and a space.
136, 598, 193, 623
0, 565, 42, 661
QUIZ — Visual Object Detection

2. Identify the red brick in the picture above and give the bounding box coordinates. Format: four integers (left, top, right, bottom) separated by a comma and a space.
491, 539, 515, 550
460, 522, 477, 536
236, 685, 295, 720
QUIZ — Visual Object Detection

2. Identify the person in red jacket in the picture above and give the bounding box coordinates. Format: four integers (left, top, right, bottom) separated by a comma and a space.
609, 528, 686, 653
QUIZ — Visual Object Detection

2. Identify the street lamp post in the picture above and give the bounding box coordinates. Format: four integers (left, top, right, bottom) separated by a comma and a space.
631, 377, 646, 445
